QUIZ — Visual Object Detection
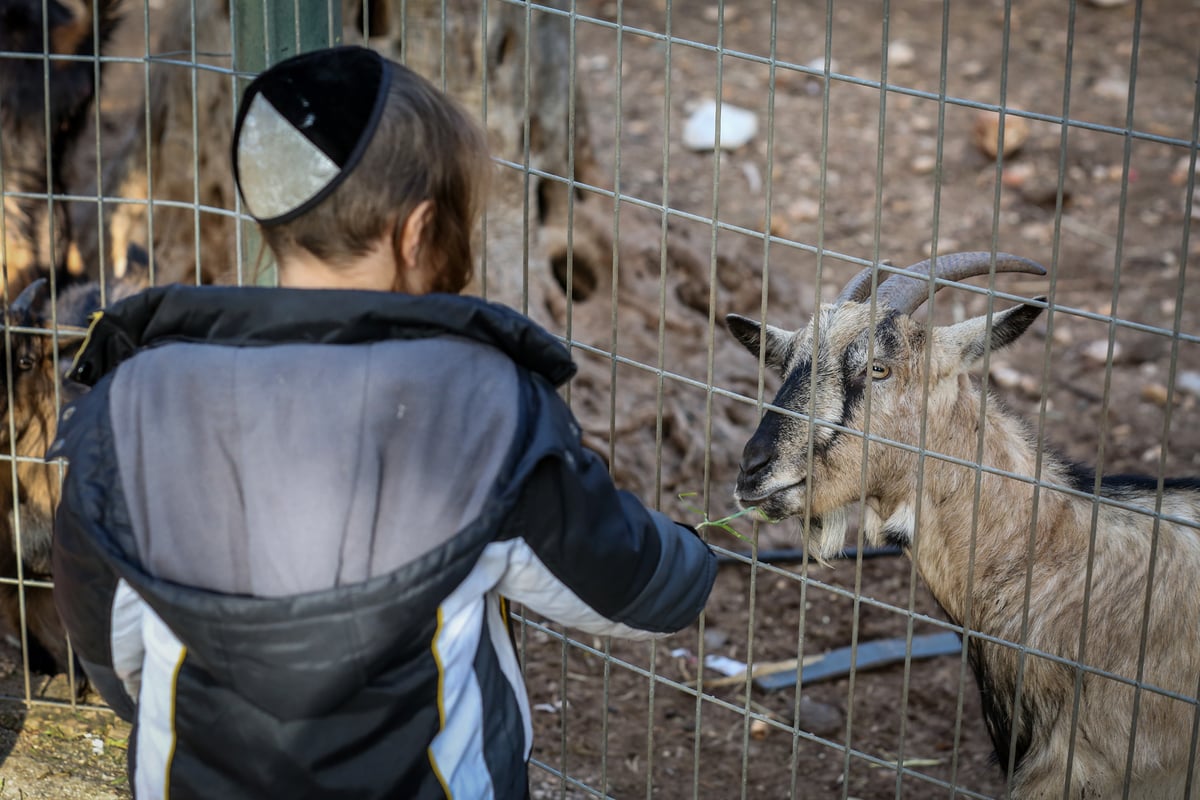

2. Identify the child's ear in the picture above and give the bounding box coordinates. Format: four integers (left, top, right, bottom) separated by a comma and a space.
397, 200, 435, 272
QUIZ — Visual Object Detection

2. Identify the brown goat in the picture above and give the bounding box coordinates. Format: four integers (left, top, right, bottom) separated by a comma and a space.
727, 252, 1200, 799
0, 277, 135, 677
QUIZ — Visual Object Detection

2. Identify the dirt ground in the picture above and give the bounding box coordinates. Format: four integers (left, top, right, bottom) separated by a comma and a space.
3, 0, 1200, 798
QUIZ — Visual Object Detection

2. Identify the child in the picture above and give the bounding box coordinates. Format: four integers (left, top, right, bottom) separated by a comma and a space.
51, 46, 716, 800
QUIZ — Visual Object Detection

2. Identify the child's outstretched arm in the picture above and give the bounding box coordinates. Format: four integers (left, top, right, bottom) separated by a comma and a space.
493, 376, 718, 638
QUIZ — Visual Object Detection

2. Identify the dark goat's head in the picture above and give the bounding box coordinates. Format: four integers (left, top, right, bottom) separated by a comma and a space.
0, 279, 88, 446
726, 251, 1047, 558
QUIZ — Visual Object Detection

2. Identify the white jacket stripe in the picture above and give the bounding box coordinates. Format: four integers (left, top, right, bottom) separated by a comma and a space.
485, 590, 532, 758
428, 552, 504, 799
494, 539, 660, 640
134, 607, 186, 800
110, 579, 147, 702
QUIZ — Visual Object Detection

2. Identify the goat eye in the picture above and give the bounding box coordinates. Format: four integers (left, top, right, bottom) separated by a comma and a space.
870, 363, 891, 380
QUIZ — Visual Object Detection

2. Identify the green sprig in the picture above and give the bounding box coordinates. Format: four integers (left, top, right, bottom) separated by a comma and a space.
677, 492, 768, 545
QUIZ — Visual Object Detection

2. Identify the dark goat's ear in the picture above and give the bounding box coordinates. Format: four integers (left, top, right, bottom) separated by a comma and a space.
987, 298, 1046, 352
937, 298, 1046, 371
726, 313, 793, 374
8, 278, 50, 319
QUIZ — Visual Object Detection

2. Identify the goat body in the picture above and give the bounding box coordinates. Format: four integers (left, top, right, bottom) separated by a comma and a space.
728, 253, 1200, 799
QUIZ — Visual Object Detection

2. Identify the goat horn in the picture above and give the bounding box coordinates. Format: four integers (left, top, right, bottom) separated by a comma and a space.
875, 251, 1047, 316
7, 278, 50, 317
834, 268, 876, 305
834, 260, 898, 305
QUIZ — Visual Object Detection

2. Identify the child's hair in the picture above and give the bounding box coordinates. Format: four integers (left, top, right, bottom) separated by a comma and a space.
259, 61, 490, 293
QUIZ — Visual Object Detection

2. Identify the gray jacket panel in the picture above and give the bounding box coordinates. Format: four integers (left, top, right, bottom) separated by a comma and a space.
108, 337, 518, 597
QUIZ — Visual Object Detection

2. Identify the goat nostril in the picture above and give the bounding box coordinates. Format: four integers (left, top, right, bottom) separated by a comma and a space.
739, 441, 772, 480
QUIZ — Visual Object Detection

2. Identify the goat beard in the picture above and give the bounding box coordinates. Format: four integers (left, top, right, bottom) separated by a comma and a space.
799, 506, 849, 566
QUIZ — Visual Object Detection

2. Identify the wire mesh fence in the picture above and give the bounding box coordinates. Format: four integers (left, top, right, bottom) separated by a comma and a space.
1, 0, 1198, 797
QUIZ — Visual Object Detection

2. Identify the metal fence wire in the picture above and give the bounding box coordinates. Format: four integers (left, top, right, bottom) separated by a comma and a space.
1, 0, 1198, 797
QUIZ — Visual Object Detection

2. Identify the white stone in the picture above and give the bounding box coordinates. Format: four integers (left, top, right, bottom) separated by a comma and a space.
741, 161, 762, 193
1091, 77, 1130, 102
682, 100, 759, 152
1082, 339, 1122, 365
787, 197, 821, 222
1172, 155, 1199, 181
922, 239, 960, 256
804, 56, 838, 75
702, 4, 738, 22
961, 60, 986, 80
889, 40, 916, 68
910, 154, 937, 174
1177, 371, 1200, 397
989, 363, 1023, 389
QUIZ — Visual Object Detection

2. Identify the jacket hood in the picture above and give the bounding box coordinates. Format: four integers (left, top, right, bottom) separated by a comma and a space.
108, 506, 500, 720
69, 284, 577, 388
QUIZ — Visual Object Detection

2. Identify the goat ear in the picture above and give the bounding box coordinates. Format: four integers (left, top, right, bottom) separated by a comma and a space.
938, 298, 1046, 371
9, 278, 50, 318
726, 313, 792, 373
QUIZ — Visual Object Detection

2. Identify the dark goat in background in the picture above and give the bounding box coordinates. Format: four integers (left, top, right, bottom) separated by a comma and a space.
0, 277, 134, 677
0, 0, 122, 285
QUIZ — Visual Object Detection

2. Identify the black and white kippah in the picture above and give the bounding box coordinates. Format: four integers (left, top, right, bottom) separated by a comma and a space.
232, 46, 391, 225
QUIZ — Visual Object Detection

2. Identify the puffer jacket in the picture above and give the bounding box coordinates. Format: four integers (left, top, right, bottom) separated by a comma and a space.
51, 285, 717, 800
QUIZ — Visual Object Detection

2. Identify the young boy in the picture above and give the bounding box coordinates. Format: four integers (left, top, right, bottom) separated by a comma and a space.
51, 46, 716, 799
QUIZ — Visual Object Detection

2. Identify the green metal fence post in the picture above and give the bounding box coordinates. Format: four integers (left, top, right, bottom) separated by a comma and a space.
234, 0, 343, 74
232, 0, 343, 284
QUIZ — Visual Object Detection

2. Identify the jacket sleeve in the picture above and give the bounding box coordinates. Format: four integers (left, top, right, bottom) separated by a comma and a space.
495, 375, 718, 638
51, 386, 141, 721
